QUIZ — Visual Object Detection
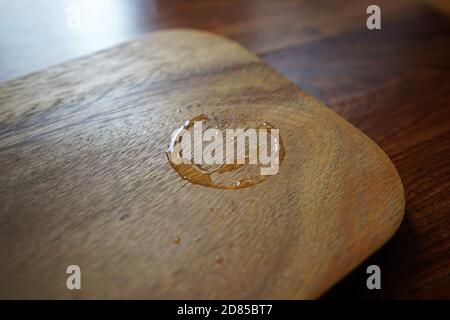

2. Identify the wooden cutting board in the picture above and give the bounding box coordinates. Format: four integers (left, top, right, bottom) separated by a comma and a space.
0, 29, 404, 299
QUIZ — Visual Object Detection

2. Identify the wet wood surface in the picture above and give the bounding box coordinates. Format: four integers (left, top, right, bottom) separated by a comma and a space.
0, 0, 449, 298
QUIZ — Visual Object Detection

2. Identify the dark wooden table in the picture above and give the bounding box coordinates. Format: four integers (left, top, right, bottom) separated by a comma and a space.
0, 0, 449, 299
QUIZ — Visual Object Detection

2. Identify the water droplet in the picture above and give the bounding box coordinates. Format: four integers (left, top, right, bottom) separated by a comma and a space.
173, 236, 181, 244
119, 214, 129, 221
166, 115, 285, 189
177, 109, 181, 113
215, 255, 224, 265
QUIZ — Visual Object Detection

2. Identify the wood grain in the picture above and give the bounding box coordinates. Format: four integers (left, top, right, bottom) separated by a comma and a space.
0, 29, 404, 299
0, 0, 448, 299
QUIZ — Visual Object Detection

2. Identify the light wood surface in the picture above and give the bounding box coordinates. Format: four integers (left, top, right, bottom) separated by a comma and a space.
0, 29, 404, 299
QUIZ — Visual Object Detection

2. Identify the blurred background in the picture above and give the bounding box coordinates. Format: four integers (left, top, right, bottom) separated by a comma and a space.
0, 0, 449, 299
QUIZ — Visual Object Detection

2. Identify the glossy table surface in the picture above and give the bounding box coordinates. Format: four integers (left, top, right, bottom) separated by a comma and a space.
0, 0, 449, 299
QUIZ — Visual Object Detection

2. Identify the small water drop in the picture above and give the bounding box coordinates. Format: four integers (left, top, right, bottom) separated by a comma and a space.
177, 109, 181, 113
173, 236, 181, 244
215, 255, 224, 265
119, 214, 129, 221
